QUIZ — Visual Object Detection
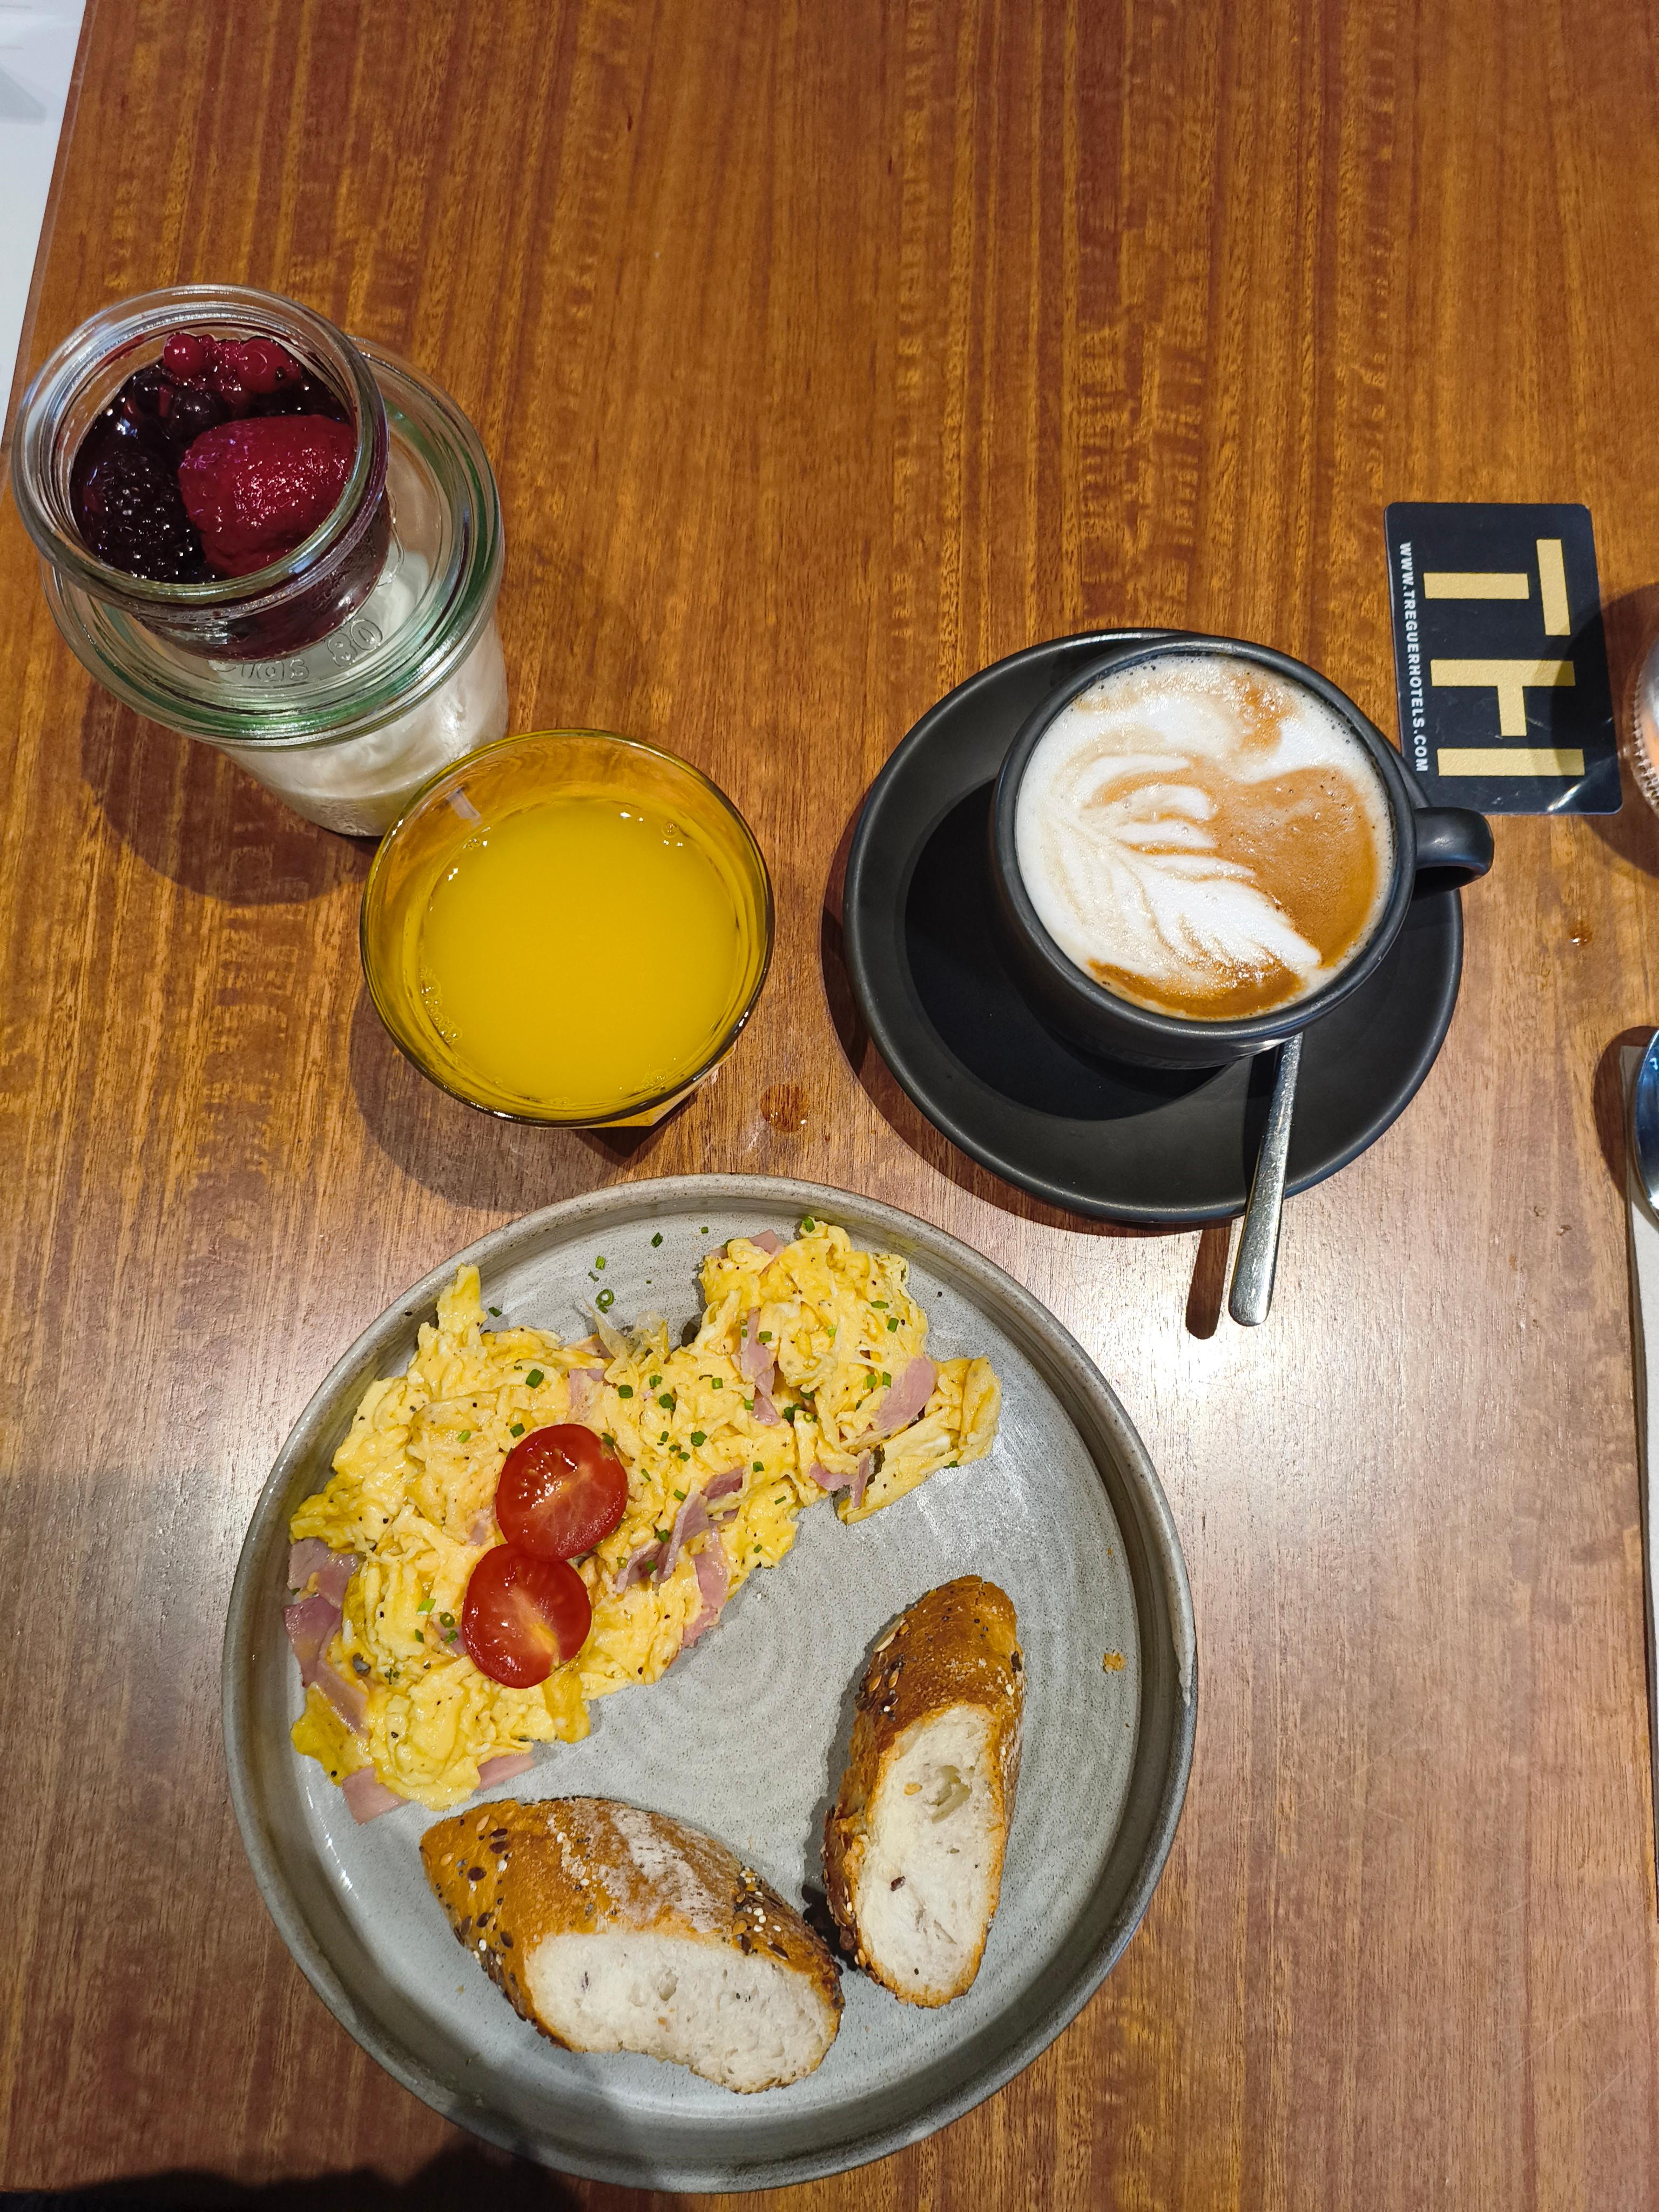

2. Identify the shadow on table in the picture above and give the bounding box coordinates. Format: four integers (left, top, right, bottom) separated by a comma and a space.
0, 2141, 665, 2209
78, 689, 374, 908
347, 985, 676, 1212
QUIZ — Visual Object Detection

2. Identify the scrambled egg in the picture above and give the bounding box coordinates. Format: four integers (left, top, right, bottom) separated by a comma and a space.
289, 1220, 1001, 1811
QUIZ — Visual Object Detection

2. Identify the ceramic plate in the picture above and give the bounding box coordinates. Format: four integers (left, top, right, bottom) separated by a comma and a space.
842, 631, 1465, 1224
224, 1176, 1195, 2191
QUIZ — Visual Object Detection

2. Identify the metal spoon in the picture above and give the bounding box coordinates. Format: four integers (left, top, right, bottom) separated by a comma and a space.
1628, 1028, 1659, 1916
1632, 1029, 1659, 1216
1228, 1033, 1303, 1327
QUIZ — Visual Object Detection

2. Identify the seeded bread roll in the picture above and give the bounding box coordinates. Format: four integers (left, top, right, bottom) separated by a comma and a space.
822, 1576, 1023, 2006
421, 1796, 842, 2093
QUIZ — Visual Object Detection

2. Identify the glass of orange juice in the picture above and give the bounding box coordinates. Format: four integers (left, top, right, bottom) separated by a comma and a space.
361, 730, 773, 1125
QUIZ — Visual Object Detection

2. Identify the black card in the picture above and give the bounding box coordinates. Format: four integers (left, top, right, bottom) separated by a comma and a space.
1384, 502, 1618, 813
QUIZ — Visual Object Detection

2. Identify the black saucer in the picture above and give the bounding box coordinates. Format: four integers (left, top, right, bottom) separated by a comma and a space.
842, 630, 1464, 1226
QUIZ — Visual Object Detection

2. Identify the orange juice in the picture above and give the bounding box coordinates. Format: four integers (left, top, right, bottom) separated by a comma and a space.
361, 731, 773, 1124
419, 797, 750, 1110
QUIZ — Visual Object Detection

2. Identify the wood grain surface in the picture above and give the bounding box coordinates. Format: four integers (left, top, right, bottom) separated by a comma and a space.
4, 1, 1659, 2205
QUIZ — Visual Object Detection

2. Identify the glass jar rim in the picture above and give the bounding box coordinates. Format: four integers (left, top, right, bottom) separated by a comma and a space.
9, 284, 387, 612
360, 728, 777, 1127
31, 342, 504, 750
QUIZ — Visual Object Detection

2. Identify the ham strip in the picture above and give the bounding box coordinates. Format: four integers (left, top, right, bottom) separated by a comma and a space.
477, 1751, 534, 1786
317, 1660, 367, 1735
567, 1367, 603, 1421
466, 1512, 494, 1548
750, 1388, 781, 1426
313, 1551, 358, 1607
285, 1591, 366, 1735
749, 1230, 784, 1256
614, 1541, 663, 1592
862, 1355, 936, 1441
342, 1769, 403, 1824
682, 1539, 731, 1647
282, 1592, 339, 1687
656, 1491, 713, 1583
287, 1538, 331, 1591
287, 1544, 358, 1607
705, 1469, 744, 1501
738, 1309, 776, 1393
809, 1452, 873, 1502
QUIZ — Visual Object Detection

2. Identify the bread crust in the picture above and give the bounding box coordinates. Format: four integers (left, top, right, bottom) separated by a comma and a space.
421, 1796, 843, 2075
822, 1576, 1023, 2004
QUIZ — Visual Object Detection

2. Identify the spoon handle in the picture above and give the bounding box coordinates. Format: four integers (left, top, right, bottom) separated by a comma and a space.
1228, 1033, 1303, 1328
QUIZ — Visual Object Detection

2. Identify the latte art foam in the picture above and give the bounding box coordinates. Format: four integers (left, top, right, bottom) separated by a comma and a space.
1014, 655, 1394, 1020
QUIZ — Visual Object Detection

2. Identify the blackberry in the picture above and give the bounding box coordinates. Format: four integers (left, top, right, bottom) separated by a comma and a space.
165, 382, 227, 448
249, 367, 349, 423
73, 443, 208, 582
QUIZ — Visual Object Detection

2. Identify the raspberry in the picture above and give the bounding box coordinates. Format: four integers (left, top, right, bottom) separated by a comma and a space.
73, 443, 207, 582
178, 414, 355, 577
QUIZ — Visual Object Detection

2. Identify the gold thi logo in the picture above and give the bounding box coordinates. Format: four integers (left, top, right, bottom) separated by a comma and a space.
1426, 538, 1582, 776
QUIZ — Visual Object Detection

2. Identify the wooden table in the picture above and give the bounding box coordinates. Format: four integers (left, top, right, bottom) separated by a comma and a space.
5, 2, 1658, 2204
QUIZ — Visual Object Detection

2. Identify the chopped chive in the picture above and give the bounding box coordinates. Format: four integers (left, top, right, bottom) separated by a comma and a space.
886, 1318, 899, 1333
458, 1429, 471, 1441
782, 1405, 798, 1423
799, 1215, 816, 1233
439, 1612, 455, 1628
659, 1431, 670, 1445
758, 1331, 773, 1344
690, 1431, 706, 1447
752, 1459, 764, 1473
872, 1300, 888, 1310
651, 1232, 663, 1247
617, 1384, 634, 1398
673, 1488, 686, 1501
509, 1423, 525, 1437
658, 1393, 674, 1409
488, 1306, 502, 1317
649, 1374, 662, 1388
603, 1432, 617, 1450
655, 1527, 670, 1542
710, 1377, 723, 1389
596, 1289, 615, 1311
417, 1598, 435, 1613
524, 1367, 544, 1387
700, 1226, 709, 1233
881, 1372, 892, 1387
595, 1255, 606, 1270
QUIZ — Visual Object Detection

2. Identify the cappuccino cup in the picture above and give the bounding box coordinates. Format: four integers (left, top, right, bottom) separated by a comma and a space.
989, 635, 1492, 1069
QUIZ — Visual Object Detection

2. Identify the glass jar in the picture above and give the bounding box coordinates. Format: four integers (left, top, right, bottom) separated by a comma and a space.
10, 286, 505, 835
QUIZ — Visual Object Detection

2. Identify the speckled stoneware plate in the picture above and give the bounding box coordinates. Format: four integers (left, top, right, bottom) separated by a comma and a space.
224, 1176, 1195, 2191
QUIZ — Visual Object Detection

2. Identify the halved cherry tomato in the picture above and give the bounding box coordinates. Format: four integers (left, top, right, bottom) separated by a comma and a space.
495, 1423, 628, 1561
461, 1544, 591, 1687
